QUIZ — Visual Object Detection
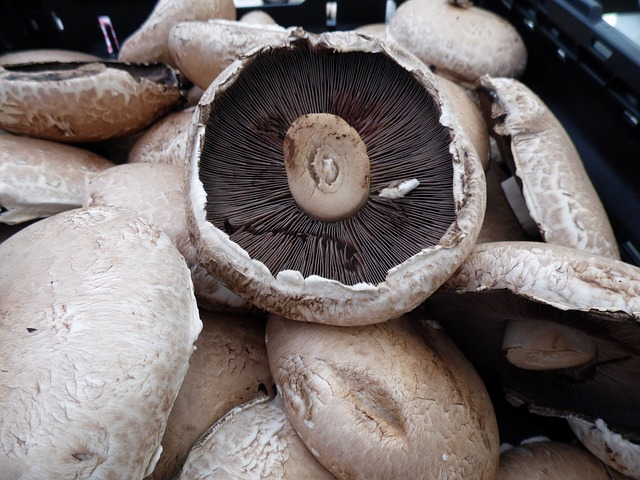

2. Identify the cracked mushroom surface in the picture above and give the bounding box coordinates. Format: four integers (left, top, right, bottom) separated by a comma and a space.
422, 241, 640, 451
265, 313, 500, 479
185, 29, 485, 325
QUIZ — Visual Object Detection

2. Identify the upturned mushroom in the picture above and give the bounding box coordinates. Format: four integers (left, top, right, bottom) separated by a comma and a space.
499, 440, 632, 479
185, 28, 486, 325
177, 395, 337, 479
168, 19, 291, 90
421, 241, 640, 474
0, 205, 202, 478
266, 312, 500, 479
0, 61, 182, 143
127, 107, 194, 165
478, 75, 620, 259
150, 309, 273, 480
84, 162, 260, 314
387, 0, 527, 85
1, 134, 115, 224
118, 0, 236, 66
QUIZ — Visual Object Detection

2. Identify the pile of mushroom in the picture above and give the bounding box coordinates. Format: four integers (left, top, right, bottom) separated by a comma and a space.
1, 0, 637, 478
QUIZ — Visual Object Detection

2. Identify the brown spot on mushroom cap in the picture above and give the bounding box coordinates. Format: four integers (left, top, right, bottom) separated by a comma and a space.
185, 29, 486, 325
151, 309, 273, 480
387, 0, 527, 85
266, 313, 500, 479
0, 134, 115, 224
422, 241, 640, 437
479, 75, 620, 259
0, 61, 182, 143
499, 440, 628, 479
0, 205, 201, 478
118, 0, 237, 66
177, 395, 336, 479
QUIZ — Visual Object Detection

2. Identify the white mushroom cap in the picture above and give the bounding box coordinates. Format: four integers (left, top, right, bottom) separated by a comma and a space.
266, 313, 500, 479
479, 75, 620, 259
168, 19, 291, 90
0, 61, 182, 143
0, 49, 102, 66
0, 205, 201, 478
84, 162, 260, 314
499, 440, 630, 479
185, 28, 486, 325
239, 9, 279, 26
151, 309, 273, 480
0, 134, 115, 224
177, 395, 336, 479
569, 417, 640, 479
118, 0, 237, 66
387, 0, 527, 85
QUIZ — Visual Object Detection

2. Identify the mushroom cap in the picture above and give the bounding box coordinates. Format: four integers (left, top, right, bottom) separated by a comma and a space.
127, 107, 194, 165
151, 309, 273, 480
85, 162, 260, 314
569, 417, 640, 479
0, 61, 182, 143
168, 19, 290, 90
499, 440, 629, 479
0, 134, 115, 224
479, 75, 620, 259
387, 0, 527, 84
0, 205, 201, 479
352, 23, 389, 41
185, 29, 486, 325
0, 49, 102, 66
239, 9, 279, 26
118, 0, 237, 66
422, 241, 640, 436
177, 395, 336, 479
266, 313, 500, 479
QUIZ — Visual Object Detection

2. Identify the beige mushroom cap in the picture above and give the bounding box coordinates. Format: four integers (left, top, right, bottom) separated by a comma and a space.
388, 0, 527, 84
127, 107, 194, 165
151, 309, 273, 480
239, 9, 279, 26
185, 29, 486, 326
499, 440, 630, 479
177, 395, 336, 479
85, 162, 260, 314
0, 205, 201, 479
0, 61, 182, 143
266, 313, 500, 479
479, 75, 620, 259
168, 19, 290, 90
118, 0, 237, 66
0, 134, 115, 224
0, 49, 102, 66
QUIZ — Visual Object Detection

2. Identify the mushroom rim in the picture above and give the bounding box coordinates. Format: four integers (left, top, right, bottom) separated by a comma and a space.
184, 29, 485, 325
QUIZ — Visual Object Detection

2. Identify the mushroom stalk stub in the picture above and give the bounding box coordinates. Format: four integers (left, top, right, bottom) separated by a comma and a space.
283, 113, 370, 222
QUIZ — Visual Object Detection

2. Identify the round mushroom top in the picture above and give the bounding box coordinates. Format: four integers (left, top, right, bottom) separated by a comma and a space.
185, 28, 486, 325
479, 75, 620, 260
423, 241, 640, 435
0, 61, 182, 143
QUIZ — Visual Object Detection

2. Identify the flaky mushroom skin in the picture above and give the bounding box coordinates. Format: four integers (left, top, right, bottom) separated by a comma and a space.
387, 0, 527, 85
479, 76, 620, 259
0, 206, 202, 479
177, 396, 336, 479
266, 314, 500, 479
118, 0, 236, 66
169, 19, 290, 90
0, 61, 182, 143
499, 440, 629, 479
0, 134, 115, 224
185, 29, 486, 326
151, 310, 273, 480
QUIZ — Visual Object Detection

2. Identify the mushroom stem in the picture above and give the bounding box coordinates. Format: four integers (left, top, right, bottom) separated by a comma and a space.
283, 113, 370, 222
502, 319, 598, 370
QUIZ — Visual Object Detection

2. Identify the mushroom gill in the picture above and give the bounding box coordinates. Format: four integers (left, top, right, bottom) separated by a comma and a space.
200, 37, 456, 285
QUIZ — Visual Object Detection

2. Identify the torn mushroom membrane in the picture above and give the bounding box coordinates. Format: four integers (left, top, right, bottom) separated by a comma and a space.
187, 30, 485, 324
422, 241, 640, 439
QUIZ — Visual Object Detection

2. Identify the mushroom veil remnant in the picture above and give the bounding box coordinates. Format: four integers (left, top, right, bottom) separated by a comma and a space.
186, 29, 486, 326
